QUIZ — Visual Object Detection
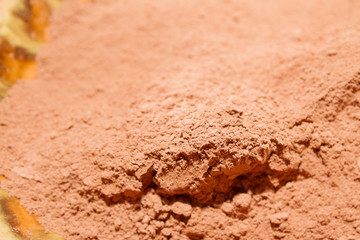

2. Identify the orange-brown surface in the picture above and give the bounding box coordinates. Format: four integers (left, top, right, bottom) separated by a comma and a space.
1, 0, 360, 239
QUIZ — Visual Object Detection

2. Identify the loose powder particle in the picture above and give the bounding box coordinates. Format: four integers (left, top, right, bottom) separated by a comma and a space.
1, 0, 360, 239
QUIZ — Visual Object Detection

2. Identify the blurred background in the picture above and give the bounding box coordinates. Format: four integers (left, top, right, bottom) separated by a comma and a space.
0, 0, 61, 99
0, 1, 64, 239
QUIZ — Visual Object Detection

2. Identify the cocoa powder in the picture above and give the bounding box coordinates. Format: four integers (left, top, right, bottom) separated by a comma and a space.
1, 0, 360, 239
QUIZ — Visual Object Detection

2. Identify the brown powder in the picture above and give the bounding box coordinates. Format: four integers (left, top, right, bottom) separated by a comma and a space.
1, 0, 360, 239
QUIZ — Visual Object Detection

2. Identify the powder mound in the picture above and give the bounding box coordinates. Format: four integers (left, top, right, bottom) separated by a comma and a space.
310, 72, 360, 122
90, 80, 308, 205
1, 0, 360, 239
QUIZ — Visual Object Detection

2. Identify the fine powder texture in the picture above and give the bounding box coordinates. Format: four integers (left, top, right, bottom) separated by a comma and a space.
1, 0, 360, 239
